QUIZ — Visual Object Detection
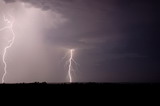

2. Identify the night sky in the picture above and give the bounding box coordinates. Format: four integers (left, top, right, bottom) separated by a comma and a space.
0, 0, 159, 83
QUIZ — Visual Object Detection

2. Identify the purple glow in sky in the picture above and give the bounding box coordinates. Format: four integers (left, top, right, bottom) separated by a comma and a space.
0, 0, 159, 83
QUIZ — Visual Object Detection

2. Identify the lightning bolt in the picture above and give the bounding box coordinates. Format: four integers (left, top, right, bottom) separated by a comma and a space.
65, 49, 78, 83
0, 15, 15, 83
68, 49, 74, 82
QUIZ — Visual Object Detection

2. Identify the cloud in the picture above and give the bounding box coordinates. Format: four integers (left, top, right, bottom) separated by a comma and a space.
1, 0, 159, 82
3, 0, 117, 49
4, 0, 16, 3
2, 0, 158, 54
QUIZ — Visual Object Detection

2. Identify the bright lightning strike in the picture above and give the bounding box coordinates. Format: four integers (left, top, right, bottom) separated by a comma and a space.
65, 49, 78, 83
68, 49, 74, 82
0, 15, 15, 83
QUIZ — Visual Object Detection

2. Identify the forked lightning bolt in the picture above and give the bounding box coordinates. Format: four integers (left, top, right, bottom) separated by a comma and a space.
67, 49, 78, 83
0, 15, 15, 83
68, 49, 74, 82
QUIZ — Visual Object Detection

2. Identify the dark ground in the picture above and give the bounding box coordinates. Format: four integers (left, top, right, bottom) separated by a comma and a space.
1, 82, 160, 88
0, 83, 160, 96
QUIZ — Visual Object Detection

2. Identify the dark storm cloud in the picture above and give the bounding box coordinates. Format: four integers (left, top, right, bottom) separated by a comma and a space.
4, 0, 117, 49
3, 0, 16, 3
3, 0, 160, 82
